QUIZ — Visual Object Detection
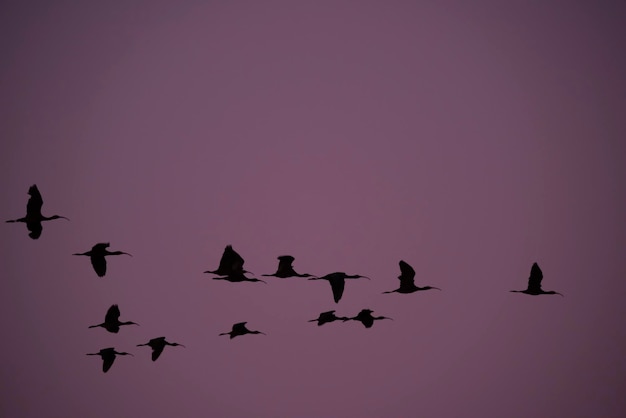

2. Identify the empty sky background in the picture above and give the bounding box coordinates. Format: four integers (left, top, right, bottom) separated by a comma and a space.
1, 1, 625, 417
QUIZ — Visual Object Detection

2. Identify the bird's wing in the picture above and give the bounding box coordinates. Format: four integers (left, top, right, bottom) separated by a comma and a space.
102, 353, 115, 372
218, 245, 245, 274
93, 242, 110, 251
329, 277, 345, 303
91, 256, 107, 277
276, 255, 296, 276
398, 260, 416, 286
229, 247, 245, 272
233, 322, 247, 332
26, 221, 42, 239
105, 305, 120, 323
26, 185, 43, 217
152, 346, 164, 361
527, 263, 543, 292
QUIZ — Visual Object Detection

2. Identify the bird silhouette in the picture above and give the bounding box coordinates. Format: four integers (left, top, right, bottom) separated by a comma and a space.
308, 272, 370, 303
88, 304, 139, 333
6, 184, 68, 239
308, 310, 350, 326
86, 347, 133, 373
204, 245, 253, 276
73, 242, 132, 277
263, 255, 316, 278
383, 260, 441, 294
350, 309, 393, 328
510, 262, 563, 296
219, 322, 266, 339
137, 337, 185, 361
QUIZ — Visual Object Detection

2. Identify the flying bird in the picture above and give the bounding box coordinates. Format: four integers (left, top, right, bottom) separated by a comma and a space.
219, 322, 266, 339
308, 272, 370, 303
137, 337, 185, 361
73, 242, 132, 277
263, 255, 316, 278
88, 304, 139, 333
308, 310, 350, 326
86, 347, 133, 373
6, 184, 68, 239
510, 262, 563, 296
383, 260, 441, 294
350, 309, 392, 328
204, 245, 252, 276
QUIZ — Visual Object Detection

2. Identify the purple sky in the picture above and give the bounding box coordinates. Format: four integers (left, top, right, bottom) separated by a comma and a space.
1, 1, 625, 417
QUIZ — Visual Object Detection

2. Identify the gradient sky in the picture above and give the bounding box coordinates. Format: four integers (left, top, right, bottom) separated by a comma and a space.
1, 1, 625, 417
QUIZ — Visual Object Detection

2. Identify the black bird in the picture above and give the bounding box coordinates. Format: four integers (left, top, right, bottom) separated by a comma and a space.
308, 310, 350, 326
137, 337, 185, 361
86, 347, 133, 373
308, 272, 370, 303
204, 245, 253, 276
350, 309, 392, 328
510, 262, 563, 296
219, 322, 266, 339
73, 242, 132, 277
263, 255, 316, 278
383, 260, 441, 294
6, 184, 68, 239
89, 304, 139, 333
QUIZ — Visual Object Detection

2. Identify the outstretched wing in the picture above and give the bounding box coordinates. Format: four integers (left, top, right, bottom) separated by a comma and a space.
102, 352, 116, 373
152, 346, 165, 361
218, 245, 245, 274
527, 262, 543, 292
329, 277, 345, 303
398, 260, 416, 287
91, 256, 107, 277
232, 322, 248, 333
26, 221, 43, 239
26, 185, 43, 218
105, 305, 120, 323
276, 255, 296, 276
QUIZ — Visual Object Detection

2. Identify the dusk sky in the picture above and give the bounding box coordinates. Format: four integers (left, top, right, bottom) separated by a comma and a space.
1, 1, 625, 417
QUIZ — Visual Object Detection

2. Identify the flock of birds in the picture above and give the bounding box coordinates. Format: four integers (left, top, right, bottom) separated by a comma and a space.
6, 185, 564, 373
